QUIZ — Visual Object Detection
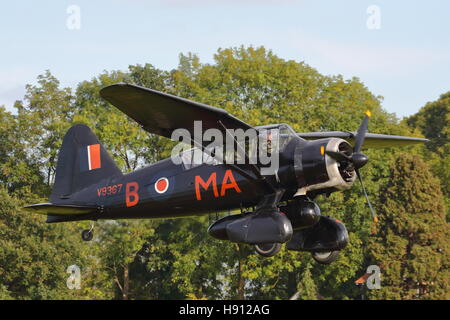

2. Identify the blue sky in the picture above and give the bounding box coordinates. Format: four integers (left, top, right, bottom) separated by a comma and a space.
1, 0, 449, 118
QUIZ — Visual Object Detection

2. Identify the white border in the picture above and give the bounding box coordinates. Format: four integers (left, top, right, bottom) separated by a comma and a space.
154, 177, 169, 194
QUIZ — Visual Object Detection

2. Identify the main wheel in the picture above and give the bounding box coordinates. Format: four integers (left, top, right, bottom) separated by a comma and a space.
255, 243, 282, 257
311, 250, 340, 264
81, 229, 93, 241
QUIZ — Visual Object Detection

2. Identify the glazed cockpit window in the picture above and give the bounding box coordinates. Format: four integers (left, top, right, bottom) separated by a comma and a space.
180, 148, 218, 170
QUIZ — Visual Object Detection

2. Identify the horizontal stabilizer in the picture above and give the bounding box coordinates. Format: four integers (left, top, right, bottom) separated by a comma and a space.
297, 131, 428, 149
23, 203, 98, 215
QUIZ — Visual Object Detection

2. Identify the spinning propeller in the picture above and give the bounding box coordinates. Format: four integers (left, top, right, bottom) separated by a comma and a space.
325, 111, 378, 223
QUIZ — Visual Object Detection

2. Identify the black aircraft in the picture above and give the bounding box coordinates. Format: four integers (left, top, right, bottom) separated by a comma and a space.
25, 83, 428, 264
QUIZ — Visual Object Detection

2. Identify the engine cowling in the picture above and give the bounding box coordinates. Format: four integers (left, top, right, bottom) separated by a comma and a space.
295, 138, 356, 194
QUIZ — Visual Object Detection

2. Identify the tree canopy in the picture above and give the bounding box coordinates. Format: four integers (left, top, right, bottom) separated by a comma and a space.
367, 154, 449, 299
0, 46, 447, 300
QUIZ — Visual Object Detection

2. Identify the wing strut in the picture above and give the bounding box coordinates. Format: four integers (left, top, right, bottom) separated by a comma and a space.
182, 126, 261, 185
217, 120, 276, 192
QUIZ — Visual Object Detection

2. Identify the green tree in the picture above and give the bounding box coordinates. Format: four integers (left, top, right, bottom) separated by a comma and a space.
15, 71, 74, 187
0, 187, 106, 299
289, 263, 318, 300
97, 220, 154, 300
406, 92, 449, 220
407, 92, 449, 154
0, 106, 48, 197
130, 217, 234, 300
367, 154, 450, 299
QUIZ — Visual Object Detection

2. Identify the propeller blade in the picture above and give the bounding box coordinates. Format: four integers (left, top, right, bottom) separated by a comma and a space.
325, 150, 351, 162
354, 111, 371, 153
356, 169, 378, 223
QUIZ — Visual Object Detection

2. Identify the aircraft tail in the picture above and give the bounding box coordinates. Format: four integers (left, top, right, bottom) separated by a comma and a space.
49, 124, 122, 203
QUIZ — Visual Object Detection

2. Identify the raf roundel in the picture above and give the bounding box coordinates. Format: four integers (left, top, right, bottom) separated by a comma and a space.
154, 177, 169, 194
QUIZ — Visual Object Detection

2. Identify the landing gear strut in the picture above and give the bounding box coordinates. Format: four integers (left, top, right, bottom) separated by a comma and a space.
81, 223, 95, 241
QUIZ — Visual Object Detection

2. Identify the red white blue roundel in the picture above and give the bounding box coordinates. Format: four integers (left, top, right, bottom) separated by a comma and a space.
154, 177, 169, 194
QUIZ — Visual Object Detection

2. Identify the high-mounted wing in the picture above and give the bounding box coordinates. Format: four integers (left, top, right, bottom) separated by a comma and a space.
297, 131, 428, 149
100, 83, 253, 143
100, 83, 275, 189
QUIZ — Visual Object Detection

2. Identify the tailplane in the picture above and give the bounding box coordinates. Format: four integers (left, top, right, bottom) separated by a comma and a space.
24, 203, 98, 215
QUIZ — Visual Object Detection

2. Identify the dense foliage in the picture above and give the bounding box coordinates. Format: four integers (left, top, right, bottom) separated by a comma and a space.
0, 46, 448, 299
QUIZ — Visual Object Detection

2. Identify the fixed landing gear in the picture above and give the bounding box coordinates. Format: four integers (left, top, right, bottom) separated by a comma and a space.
255, 243, 282, 257
81, 223, 95, 241
311, 250, 340, 265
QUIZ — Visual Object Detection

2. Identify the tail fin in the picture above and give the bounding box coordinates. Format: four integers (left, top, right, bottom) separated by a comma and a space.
50, 124, 122, 203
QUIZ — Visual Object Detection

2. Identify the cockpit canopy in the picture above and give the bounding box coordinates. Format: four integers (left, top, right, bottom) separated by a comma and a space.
179, 123, 300, 170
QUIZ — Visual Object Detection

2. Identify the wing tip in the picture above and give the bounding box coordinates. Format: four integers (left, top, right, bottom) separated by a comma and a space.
100, 82, 129, 98
100, 82, 232, 116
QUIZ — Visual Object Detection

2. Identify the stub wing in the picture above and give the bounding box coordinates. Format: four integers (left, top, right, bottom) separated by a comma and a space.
297, 131, 428, 149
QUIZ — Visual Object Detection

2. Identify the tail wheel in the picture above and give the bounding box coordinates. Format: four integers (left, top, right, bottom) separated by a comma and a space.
81, 229, 93, 241
255, 243, 282, 257
312, 250, 340, 264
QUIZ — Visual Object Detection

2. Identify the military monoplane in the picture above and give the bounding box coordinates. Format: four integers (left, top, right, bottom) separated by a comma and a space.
25, 83, 428, 264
